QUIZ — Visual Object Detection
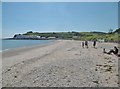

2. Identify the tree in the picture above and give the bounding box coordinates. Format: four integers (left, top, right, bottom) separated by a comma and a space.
114, 28, 120, 33
108, 29, 113, 34
27, 31, 33, 34
13, 34, 17, 38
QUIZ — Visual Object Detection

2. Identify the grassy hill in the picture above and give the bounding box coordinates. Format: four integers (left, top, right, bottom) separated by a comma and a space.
20, 28, 120, 42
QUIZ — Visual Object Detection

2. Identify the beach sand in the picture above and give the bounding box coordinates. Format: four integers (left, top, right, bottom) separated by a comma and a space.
2, 40, 119, 87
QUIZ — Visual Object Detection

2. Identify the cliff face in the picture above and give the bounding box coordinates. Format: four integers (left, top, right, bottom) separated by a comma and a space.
13, 34, 41, 39
13, 34, 57, 40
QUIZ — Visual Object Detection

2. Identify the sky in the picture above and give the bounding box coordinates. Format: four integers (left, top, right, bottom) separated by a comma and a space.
1, 0, 120, 2
0, 2, 2, 39
2, 2, 118, 38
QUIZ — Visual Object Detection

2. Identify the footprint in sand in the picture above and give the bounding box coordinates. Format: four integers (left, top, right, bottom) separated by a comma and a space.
67, 50, 71, 51
75, 54, 81, 55
108, 61, 113, 63
104, 57, 111, 60
4, 68, 11, 73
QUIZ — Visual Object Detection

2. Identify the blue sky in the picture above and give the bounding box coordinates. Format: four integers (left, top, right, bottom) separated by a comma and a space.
2, 2, 118, 38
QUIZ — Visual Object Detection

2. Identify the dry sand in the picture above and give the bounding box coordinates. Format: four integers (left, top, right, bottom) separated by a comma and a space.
2, 40, 119, 87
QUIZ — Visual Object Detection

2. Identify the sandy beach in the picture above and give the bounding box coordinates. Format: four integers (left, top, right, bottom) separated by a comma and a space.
2, 40, 119, 87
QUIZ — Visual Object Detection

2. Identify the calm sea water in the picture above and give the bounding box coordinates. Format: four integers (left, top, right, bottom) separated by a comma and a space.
1, 40, 53, 51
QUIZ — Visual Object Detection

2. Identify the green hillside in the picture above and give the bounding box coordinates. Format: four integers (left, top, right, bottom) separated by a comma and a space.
20, 28, 120, 42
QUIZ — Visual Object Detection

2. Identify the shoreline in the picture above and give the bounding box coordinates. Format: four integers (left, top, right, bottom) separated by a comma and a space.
2, 40, 56, 53
2, 40, 59, 58
2, 40, 63, 68
2, 40, 119, 87
1, 39, 119, 53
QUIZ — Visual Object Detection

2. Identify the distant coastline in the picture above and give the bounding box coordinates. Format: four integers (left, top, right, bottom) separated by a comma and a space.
2, 28, 120, 42
1, 38, 50, 40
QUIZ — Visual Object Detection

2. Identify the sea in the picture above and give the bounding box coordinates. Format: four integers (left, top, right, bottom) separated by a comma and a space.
0, 40, 54, 52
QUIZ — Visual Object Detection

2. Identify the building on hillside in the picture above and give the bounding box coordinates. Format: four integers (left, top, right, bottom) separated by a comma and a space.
48, 37, 56, 39
97, 39, 105, 43
72, 36, 78, 39
41, 37, 46, 39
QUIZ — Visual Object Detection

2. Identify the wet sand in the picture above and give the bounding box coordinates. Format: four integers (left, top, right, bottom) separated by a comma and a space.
2, 40, 119, 87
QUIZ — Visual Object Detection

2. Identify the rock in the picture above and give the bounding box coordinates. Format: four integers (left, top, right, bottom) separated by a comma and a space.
14, 76, 17, 78
108, 61, 112, 63
67, 80, 71, 83
93, 81, 99, 84
7, 68, 11, 71
95, 69, 97, 71
105, 79, 108, 81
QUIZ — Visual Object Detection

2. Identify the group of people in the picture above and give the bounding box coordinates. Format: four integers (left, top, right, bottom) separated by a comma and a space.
82, 40, 96, 48
81, 40, 120, 57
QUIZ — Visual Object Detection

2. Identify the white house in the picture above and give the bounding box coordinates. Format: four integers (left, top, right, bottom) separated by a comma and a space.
48, 37, 56, 39
41, 37, 46, 39
97, 39, 105, 43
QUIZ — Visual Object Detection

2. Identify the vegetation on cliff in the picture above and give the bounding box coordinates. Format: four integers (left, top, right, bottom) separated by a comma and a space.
14, 28, 120, 42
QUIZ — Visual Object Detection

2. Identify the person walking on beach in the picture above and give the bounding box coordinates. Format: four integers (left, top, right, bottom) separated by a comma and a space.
93, 40, 96, 48
82, 42, 84, 48
85, 41, 88, 48
103, 46, 118, 55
